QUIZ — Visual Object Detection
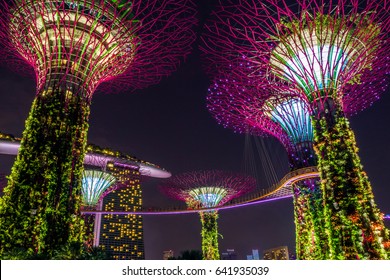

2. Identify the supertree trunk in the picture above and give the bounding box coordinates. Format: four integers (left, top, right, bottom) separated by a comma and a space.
200, 211, 220, 260
288, 142, 327, 259
292, 179, 328, 259
0, 76, 91, 257
81, 205, 98, 249
83, 214, 95, 249
313, 98, 389, 259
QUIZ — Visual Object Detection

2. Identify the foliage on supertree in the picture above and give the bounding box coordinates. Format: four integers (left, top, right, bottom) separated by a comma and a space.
0, 174, 6, 197
207, 73, 325, 259
0, 0, 197, 258
202, 0, 390, 259
207, 74, 315, 169
81, 169, 117, 247
159, 170, 255, 260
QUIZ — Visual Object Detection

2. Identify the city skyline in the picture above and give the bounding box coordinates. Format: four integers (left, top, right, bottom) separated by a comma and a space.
0, 0, 389, 259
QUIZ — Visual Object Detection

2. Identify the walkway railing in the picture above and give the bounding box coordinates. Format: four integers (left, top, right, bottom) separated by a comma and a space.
82, 167, 320, 215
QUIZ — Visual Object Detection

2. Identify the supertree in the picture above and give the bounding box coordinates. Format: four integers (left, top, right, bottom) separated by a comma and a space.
159, 170, 255, 260
81, 169, 117, 247
0, 174, 6, 197
207, 72, 326, 259
201, 0, 390, 259
0, 0, 196, 257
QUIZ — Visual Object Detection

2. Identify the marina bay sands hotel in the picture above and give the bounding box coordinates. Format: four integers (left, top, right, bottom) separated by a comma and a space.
0, 132, 171, 259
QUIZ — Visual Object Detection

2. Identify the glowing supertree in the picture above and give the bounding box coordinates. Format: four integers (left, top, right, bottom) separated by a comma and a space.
159, 170, 255, 260
202, 0, 390, 259
0, 0, 196, 257
81, 169, 116, 247
207, 73, 326, 259
81, 170, 117, 208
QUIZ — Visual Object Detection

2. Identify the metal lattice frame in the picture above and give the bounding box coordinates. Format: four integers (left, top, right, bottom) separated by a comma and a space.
159, 170, 255, 208
207, 72, 315, 167
0, 0, 197, 94
201, 0, 390, 259
201, 0, 390, 114
81, 169, 117, 207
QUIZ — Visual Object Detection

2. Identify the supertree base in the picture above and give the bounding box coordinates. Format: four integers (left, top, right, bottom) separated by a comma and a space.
313, 110, 388, 259
200, 211, 220, 260
0, 81, 90, 257
293, 179, 328, 259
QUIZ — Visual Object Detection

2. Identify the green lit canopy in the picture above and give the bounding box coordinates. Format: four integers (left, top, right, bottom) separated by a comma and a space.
81, 169, 117, 206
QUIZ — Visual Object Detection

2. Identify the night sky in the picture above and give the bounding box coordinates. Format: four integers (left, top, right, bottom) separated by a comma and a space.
0, 0, 389, 260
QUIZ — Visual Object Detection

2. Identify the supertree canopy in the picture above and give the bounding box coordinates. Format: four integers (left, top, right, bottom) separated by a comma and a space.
207, 73, 326, 259
81, 170, 117, 208
81, 169, 116, 247
0, 0, 196, 258
159, 170, 255, 260
202, 0, 390, 259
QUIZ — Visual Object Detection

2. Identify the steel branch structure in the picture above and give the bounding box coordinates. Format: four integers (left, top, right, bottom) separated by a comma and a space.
0, 0, 196, 257
0, 0, 197, 93
160, 170, 255, 260
207, 73, 326, 259
80, 169, 116, 248
0, 131, 170, 259
81, 170, 117, 207
202, 0, 390, 260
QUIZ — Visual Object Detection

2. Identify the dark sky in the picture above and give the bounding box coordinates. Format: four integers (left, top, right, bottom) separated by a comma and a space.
0, 0, 389, 260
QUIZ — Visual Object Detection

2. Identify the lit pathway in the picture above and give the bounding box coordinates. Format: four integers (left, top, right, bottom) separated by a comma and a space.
82, 167, 320, 215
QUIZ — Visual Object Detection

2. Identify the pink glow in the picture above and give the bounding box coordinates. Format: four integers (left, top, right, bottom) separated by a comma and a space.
159, 170, 256, 207
81, 167, 320, 215
201, 0, 390, 115
0, 139, 171, 179
81, 195, 292, 216
0, 0, 197, 94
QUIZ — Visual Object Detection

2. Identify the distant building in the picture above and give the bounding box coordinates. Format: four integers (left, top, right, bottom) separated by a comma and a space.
263, 246, 289, 260
99, 165, 145, 260
247, 249, 260, 260
163, 250, 174, 260
252, 249, 260, 260
221, 249, 237, 260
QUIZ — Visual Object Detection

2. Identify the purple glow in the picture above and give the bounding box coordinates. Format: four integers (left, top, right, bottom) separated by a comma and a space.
82, 167, 319, 215
81, 195, 292, 216
0, 139, 171, 178
159, 170, 256, 207
201, 0, 390, 116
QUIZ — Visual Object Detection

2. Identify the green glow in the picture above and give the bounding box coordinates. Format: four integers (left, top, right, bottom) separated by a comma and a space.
266, 98, 313, 145
188, 187, 227, 208
292, 180, 328, 259
313, 112, 389, 259
200, 211, 220, 260
270, 13, 380, 100
0, 85, 90, 258
82, 170, 116, 206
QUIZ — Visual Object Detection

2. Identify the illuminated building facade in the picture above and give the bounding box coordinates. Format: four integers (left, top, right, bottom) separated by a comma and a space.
0, 0, 195, 257
99, 163, 144, 260
0, 133, 171, 259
